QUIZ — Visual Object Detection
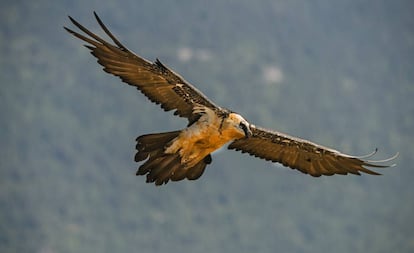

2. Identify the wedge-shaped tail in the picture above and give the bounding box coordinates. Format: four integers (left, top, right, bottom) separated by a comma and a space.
135, 131, 212, 185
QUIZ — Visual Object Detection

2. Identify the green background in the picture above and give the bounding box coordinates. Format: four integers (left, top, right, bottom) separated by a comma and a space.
1, 0, 413, 252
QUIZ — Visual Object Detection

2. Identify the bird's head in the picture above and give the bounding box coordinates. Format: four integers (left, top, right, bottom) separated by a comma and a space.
225, 113, 252, 139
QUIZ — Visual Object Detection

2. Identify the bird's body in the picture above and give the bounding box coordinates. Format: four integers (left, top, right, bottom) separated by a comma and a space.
164, 108, 248, 167
134, 107, 250, 184
65, 13, 397, 185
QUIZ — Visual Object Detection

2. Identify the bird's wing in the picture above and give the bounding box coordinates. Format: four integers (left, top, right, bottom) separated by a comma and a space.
64, 12, 219, 121
228, 125, 397, 176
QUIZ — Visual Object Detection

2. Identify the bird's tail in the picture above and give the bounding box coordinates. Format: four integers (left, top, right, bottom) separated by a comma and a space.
134, 131, 211, 185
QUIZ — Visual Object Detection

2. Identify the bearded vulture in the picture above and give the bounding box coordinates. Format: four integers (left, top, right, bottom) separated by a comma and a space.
64, 13, 397, 185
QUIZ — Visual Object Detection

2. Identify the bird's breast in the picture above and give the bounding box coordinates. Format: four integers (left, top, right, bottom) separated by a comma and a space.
164, 112, 236, 167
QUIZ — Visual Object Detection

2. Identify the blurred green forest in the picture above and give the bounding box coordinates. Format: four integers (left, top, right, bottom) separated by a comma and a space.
1, 0, 413, 252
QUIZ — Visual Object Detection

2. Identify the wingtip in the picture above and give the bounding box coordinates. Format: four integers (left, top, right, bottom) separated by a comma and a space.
63, 26, 76, 35
355, 148, 378, 159
365, 151, 399, 164
93, 11, 101, 22
66, 14, 85, 30
67, 15, 76, 24
393, 151, 400, 159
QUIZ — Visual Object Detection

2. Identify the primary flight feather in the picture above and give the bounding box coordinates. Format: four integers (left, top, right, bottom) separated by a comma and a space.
65, 12, 397, 185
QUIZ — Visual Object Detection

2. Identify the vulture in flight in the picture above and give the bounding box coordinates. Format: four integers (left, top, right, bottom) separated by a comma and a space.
64, 13, 397, 185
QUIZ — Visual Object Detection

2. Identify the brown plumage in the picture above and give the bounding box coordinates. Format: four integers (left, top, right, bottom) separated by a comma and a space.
228, 126, 394, 177
65, 12, 397, 185
134, 131, 212, 185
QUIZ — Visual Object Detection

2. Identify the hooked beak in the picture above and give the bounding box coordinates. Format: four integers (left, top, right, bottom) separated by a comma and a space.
244, 127, 253, 138
240, 123, 252, 138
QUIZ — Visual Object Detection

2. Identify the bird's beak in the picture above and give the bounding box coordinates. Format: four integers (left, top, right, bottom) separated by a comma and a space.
244, 127, 252, 138
238, 121, 252, 138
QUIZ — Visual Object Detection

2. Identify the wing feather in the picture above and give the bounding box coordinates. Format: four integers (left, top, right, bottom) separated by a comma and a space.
228, 126, 397, 176
64, 12, 219, 120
